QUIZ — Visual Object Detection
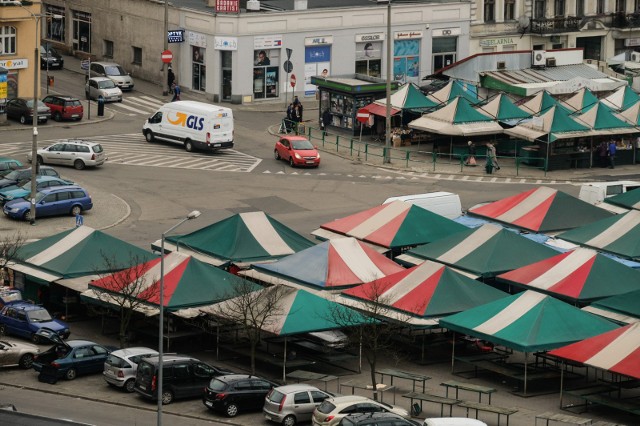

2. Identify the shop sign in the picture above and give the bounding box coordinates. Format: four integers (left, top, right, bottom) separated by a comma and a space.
480, 37, 515, 47
305, 36, 333, 46
355, 33, 385, 42
214, 36, 238, 50
188, 31, 207, 48
394, 31, 423, 40
625, 38, 640, 47
0, 59, 28, 70
254, 35, 283, 49
431, 28, 461, 37
215, 0, 239, 13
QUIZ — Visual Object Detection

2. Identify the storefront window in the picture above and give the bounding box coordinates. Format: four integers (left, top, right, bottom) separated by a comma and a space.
393, 39, 420, 85
253, 48, 279, 99
45, 5, 65, 43
304, 45, 331, 96
192, 46, 206, 92
0, 26, 16, 55
72, 10, 91, 53
355, 41, 382, 77
432, 37, 457, 73
329, 93, 355, 129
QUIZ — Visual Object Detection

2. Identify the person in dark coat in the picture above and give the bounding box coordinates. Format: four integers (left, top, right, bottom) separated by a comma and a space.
598, 141, 608, 167
167, 67, 175, 94
322, 109, 332, 132
465, 141, 477, 166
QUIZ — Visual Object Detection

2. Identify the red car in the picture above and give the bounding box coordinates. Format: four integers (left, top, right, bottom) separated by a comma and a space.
42, 95, 84, 121
274, 136, 320, 167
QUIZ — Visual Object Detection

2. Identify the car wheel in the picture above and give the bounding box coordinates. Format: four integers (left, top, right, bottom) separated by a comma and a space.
282, 415, 297, 426
124, 379, 135, 393
289, 157, 295, 168
73, 159, 85, 170
23, 210, 33, 222
70, 205, 82, 216
184, 140, 194, 152
274, 150, 281, 160
19, 115, 27, 125
0, 324, 6, 335
31, 333, 39, 344
36, 156, 44, 165
19, 353, 34, 369
118, 98, 122, 103
144, 131, 154, 143
225, 403, 239, 417
53, 112, 62, 122
65, 368, 77, 380
160, 390, 174, 405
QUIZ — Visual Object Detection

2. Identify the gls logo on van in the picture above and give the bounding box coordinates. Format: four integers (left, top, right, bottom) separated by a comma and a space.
167, 112, 205, 131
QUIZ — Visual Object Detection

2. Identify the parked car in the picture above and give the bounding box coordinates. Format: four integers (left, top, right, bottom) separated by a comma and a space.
32, 333, 116, 382
40, 45, 64, 70
0, 302, 70, 343
0, 166, 59, 190
103, 347, 158, 392
42, 95, 84, 121
0, 176, 74, 206
301, 330, 349, 352
340, 412, 421, 426
0, 157, 23, 177
203, 374, 278, 417
27, 139, 106, 170
274, 136, 321, 167
312, 395, 410, 426
85, 77, 123, 103
5, 98, 51, 124
3, 185, 93, 221
90, 62, 134, 91
264, 384, 333, 426
134, 355, 233, 404
0, 339, 40, 369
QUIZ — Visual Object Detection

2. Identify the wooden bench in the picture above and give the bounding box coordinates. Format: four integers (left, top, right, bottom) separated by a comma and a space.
440, 380, 497, 404
535, 411, 593, 425
402, 392, 460, 417
457, 400, 518, 426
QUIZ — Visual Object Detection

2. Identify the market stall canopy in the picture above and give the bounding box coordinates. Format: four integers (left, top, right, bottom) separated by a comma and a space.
150, 212, 316, 267
548, 322, 640, 379
496, 248, 640, 304
617, 100, 640, 125
557, 210, 640, 260
9, 226, 155, 288
575, 101, 637, 136
396, 224, 559, 277
467, 186, 614, 233
311, 200, 468, 250
601, 85, 640, 111
440, 290, 619, 353
519, 91, 571, 115
583, 289, 640, 325
370, 83, 438, 113
250, 237, 405, 290
408, 97, 504, 136
476, 93, 531, 125
503, 105, 591, 142
605, 188, 640, 211
343, 260, 507, 318
564, 87, 599, 113
84, 252, 259, 312
358, 103, 402, 118
426, 80, 478, 105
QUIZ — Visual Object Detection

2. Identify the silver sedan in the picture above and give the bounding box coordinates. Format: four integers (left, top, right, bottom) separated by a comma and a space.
0, 339, 40, 369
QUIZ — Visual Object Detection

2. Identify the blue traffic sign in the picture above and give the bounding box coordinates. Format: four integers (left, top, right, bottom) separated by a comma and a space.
80, 60, 89, 70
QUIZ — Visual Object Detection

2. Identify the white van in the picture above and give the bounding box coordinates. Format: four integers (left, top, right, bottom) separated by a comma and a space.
383, 192, 463, 219
142, 101, 234, 152
578, 181, 640, 213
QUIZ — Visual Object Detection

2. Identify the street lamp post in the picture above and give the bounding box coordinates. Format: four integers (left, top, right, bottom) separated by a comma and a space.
162, 0, 169, 96
157, 210, 201, 426
383, 0, 392, 164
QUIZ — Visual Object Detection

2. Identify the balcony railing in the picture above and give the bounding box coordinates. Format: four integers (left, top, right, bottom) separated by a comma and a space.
530, 16, 581, 34
610, 12, 640, 28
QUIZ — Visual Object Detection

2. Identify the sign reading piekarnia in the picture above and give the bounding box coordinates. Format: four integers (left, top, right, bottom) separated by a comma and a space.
216, 0, 239, 13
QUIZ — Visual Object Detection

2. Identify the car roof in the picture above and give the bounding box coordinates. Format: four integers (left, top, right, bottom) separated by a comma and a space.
282, 136, 310, 141
4, 302, 47, 311
59, 139, 99, 146
39, 185, 85, 194
110, 347, 158, 358
44, 95, 79, 101
214, 374, 265, 382
93, 61, 122, 66
89, 77, 112, 82
142, 354, 199, 365
273, 384, 323, 393
67, 340, 98, 347
327, 395, 376, 405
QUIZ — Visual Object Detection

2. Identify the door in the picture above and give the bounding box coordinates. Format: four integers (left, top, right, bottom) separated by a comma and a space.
221, 50, 232, 101
41, 143, 66, 165
292, 391, 315, 420
171, 363, 194, 398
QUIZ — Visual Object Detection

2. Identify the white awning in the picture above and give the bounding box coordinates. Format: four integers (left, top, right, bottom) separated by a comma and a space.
8, 262, 61, 283
80, 289, 159, 317
55, 274, 102, 293
150, 239, 226, 267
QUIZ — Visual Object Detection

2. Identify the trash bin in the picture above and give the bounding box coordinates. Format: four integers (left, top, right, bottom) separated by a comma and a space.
97, 97, 105, 117
47, 76, 54, 87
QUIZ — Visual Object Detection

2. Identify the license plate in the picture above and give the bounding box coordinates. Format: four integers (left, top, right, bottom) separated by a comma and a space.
205, 401, 213, 407
213, 144, 221, 147
265, 415, 272, 421
306, 160, 315, 164
71, 114, 79, 118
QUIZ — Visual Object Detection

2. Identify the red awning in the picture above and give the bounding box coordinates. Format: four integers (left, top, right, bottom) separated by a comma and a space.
360, 103, 401, 117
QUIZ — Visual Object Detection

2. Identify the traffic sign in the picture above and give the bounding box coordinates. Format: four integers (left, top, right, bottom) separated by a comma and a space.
80, 60, 89, 70
161, 50, 173, 64
356, 112, 370, 124
290, 74, 296, 87
283, 60, 293, 73
286, 48, 293, 60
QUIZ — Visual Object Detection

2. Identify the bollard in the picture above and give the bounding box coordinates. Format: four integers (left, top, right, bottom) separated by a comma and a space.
97, 97, 105, 117
47, 76, 54, 87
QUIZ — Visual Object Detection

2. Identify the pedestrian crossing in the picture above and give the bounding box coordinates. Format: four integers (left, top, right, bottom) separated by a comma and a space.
0, 134, 262, 173
102, 95, 165, 117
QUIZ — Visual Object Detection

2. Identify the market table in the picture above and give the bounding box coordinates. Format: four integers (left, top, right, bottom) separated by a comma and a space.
285, 370, 339, 392
376, 368, 431, 393
440, 380, 497, 404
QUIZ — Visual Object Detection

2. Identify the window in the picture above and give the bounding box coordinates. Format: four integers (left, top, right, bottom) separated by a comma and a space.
534, 0, 546, 18
0, 26, 16, 55
484, 0, 495, 22
636, 0, 640, 13
253, 48, 280, 99
104, 40, 113, 58
555, 0, 565, 16
45, 5, 65, 43
132, 46, 142, 65
56, 191, 70, 201
576, 0, 585, 16
616, 0, 626, 12
294, 392, 311, 404
311, 391, 330, 403
173, 364, 190, 379
355, 41, 382, 77
193, 46, 207, 92
432, 37, 457, 73
597, 0, 605, 14
504, 0, 515, 20
72, 10, 92, 53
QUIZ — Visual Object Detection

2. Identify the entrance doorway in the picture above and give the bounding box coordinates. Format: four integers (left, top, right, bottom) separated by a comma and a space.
221, 51, 232, 101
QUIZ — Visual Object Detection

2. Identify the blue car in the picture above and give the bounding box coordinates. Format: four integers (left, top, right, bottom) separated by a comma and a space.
0, 176, 74, 205
0, 302, 70, 343
0, 157, 23, 177
3, 185, 92, 221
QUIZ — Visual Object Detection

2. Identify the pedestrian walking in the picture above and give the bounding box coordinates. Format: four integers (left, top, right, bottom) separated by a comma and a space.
321, 109, 331, 133
167, 67, 175, 94
171, 82, 181, 102
486, 142, 499, 170
465, 141, 477, 166
608, 140, 617, 169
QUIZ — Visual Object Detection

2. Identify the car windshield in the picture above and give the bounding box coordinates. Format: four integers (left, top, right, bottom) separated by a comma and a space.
268, 390, 285, 403
98, 80, 116, 89
208, 379, 227, 391
105, 65, 127, 76
292, 139, 314, 150
26, 100, 47, 108
19, 181, 31, 190
3, 170, 22, 180
92, 144, 104, 153
28, 308, 53, 322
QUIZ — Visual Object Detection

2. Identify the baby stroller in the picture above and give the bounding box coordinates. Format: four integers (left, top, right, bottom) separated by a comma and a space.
279, 117, 295, 134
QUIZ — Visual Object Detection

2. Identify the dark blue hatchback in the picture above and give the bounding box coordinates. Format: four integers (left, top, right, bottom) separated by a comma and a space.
3, 185, 92, 221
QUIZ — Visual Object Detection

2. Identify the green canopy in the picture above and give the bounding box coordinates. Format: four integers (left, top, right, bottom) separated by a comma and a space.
478, 94, 531, 121
564, 88, 599, 112
427, 80, 478, 105
602, 85, 640, 111
584, 289, 640, 324
520, 91, 571, 115
606, 188, 640, 211
373, 83, 438, 112
504, 105, 591, 143
576, 102, 636, 136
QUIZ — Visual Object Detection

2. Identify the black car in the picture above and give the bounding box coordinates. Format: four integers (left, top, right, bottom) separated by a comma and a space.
5, 98, 51, 124
40, 45, 64, 70
203, 374, 277, 417
134, 355, 233, 405
339, 412, 421, 426
0, 166, 59, 190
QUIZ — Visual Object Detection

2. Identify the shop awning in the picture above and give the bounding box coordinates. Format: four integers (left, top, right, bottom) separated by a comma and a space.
359, 103, 401, 117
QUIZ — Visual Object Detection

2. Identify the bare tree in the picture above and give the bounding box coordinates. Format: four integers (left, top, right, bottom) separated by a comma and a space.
91, 252, 157, 348
212, 278, 287, 375
0, 232, 26, 286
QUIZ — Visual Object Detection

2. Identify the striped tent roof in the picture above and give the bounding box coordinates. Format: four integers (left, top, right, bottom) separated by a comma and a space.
372, 83, 438, 111
87, 252, 259, 311
584, 289, 640, 325
549, 322, 640, 379
503, 105, 591, 143
440, 290, 619, 352
520, 91, 570, 115
427, 80, 478, 105
313, 200, 468, 249
252, 237, 405, 290
557, 210, 640, 260
343, 260, 507, 318
606, 189, 640, 211
564, 87, 599, 113
408, 97, 504, 136
400, 224, 559, 277
575, 102, 637, 136
468, 186, 613, 233
478, 93, 531, 121
601, 85, 640, 111
496, 248, 640, 304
